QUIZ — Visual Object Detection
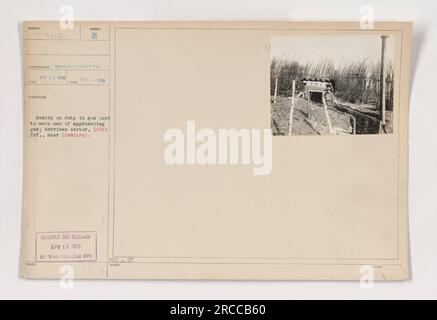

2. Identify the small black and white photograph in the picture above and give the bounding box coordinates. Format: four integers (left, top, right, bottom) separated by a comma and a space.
270, 35, 395, 135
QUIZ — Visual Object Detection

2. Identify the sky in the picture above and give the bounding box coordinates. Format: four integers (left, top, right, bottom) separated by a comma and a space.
271, 35, 395, 67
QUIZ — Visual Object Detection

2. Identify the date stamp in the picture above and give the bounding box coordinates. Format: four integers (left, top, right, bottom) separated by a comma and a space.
36, 231, 97, 262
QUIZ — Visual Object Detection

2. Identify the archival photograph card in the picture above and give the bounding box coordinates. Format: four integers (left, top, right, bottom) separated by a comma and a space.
21, 21, 411, 280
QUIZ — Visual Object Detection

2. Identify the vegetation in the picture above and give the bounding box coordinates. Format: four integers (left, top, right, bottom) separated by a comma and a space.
271, 58, 394, 111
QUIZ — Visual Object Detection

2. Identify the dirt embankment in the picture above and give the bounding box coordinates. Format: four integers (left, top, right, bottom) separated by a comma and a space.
272, 96, 392, 135
271, 97, 354, 135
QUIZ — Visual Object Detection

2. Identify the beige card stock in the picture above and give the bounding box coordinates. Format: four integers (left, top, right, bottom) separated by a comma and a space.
21, 21, 411, 280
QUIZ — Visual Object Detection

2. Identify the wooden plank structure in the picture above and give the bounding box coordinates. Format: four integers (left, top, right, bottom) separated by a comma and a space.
302, 78, 335, 134
303, 79, 335, 101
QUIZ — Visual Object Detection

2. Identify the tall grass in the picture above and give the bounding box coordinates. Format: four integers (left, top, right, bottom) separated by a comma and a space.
271, 58, 394, 110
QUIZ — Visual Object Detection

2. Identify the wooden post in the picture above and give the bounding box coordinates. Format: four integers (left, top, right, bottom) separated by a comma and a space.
306, 89, 311, 118
380, 35, 388, 124
288, 80, 296, 135
322, 93, 334, 134
273, 77, 278, 104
